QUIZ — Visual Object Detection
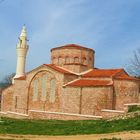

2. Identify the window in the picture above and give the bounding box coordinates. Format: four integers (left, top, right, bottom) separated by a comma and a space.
82, 57, 87, 65
58, 56, 62, 64
74, 57, 79, 63
50, 79, 56, 103
41, 75, 47, 101
33, 79, 38, 101
65, 56, 70, 64
53, 57, 58, 64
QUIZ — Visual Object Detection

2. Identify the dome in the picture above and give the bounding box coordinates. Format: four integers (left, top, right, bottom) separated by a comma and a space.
51, 44, 94, 52
51, 44, 95, 73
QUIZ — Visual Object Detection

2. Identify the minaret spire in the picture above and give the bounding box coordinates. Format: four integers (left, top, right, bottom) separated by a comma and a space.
20, 24, 26, 36
14, 25, 29, 80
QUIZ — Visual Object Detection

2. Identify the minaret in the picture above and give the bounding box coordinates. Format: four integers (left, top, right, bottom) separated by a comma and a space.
14, 25, 29, 79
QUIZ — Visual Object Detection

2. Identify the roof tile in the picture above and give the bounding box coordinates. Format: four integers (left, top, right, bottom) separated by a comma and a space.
65, 79, 112, 87
44, 64, 76, 75
83, 68, 123, 78
14, 76, 26, 80
114, 73, 139, 81
51, 44, 94, 52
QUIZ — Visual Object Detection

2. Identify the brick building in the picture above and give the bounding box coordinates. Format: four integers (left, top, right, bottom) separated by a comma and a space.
0, 26, 140, 120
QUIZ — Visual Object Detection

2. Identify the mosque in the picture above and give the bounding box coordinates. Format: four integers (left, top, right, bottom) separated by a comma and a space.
0, 26, 140, 120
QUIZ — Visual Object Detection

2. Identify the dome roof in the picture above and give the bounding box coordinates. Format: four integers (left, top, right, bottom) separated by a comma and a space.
51, 44, 94, 52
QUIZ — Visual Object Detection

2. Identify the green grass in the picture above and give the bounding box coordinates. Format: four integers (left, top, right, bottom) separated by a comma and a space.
0, 116, 139, 135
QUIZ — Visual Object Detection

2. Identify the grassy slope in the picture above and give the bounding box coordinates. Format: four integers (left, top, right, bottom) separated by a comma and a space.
0, 116, 139, 135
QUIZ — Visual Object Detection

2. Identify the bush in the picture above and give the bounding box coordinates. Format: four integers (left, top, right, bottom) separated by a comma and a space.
128, 105, 140, 112
100, 138, 121, 140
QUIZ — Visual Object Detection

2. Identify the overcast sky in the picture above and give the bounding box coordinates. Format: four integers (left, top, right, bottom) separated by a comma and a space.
0, 0, 140, 81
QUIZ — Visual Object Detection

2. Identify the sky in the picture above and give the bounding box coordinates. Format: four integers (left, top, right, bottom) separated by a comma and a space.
0, 0, 140, 81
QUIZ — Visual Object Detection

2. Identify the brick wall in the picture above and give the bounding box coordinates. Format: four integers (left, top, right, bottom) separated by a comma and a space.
51, 47, 94, 73
1, 64, 140, 120
114, 79, 139, 110
64, 74, 78, 84
28, 70, 63, 112
62, 86, 113, 116
81, 86, 113, 116
101, 109, 125, 119
1, 65, 66, 115
61, 87, 81, 114
28, 110, 102, 120
1, 85, 14, 112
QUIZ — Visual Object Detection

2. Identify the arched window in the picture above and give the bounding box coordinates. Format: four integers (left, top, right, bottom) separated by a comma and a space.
65, 56, 70, 64
70, 57, 74, 63
74, 57, 79, 63
33, 79, 38, 101
58, 56, 62, 64
50, 79, 56, 103
82, 57, 87, 65
41, 75, 47, 101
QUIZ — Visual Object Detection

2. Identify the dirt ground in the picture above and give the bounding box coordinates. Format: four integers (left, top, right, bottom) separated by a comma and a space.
0, 131, 140, 140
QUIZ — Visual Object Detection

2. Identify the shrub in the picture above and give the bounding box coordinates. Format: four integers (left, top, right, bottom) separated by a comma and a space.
128, 105, 140, 112
100, 138, 121, 140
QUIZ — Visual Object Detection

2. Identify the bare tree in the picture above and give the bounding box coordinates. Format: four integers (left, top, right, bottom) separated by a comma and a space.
3, 73, 15, 84
126, 48, 140, 77
0, 73, 15, 88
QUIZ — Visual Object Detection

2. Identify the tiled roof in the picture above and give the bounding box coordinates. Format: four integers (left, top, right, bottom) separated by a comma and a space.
65, 79, 113, 87
114, 73, 139, 81
44, 64, 76, 75
14, 76, 26, 80
82, 68, 139, 81
51, 44, 94, 52
83, 68, 123, 78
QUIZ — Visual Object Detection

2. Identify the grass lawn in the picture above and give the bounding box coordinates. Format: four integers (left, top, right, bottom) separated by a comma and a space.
0, 116, 139, 135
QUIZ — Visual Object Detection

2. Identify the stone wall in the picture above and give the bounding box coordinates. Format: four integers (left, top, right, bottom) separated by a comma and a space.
101, 109, 125, 119
13, 80, 28, 114
0, 111, 28, 119
1, 64, 140, 120
64, 74, 78, 84
61, 87, 81, 114
1, 65, 69, 115
28, 70, 63, 112
114, 79, 139, 110
28, 110, 102, 120
1, 85, 14, 112
81, 86, 113, 116
62, 86, 113, 116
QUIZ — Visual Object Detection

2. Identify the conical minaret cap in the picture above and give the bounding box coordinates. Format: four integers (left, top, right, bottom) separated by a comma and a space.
20, 25, 27, 37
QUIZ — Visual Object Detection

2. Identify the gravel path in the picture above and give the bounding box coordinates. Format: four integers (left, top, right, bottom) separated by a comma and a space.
0, 131, 139, 140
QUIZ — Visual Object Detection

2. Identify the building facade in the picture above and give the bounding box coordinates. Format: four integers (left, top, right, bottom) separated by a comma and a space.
0, 27, 140, 120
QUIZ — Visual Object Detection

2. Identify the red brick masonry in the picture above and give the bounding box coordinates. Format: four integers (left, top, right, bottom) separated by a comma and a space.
1, 44, 140, 120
